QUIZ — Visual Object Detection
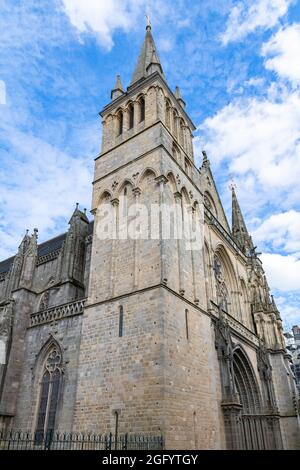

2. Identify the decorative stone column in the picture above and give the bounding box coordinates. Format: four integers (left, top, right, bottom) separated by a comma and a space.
155, 175, 169, 285
187, 206, 199, 304
221, 402, 244, 449
109, 198, 119, 298
174, 191, 184, 296
132, 188, 141, 290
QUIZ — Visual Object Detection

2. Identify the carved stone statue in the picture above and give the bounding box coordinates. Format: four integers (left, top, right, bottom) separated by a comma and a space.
214, 305, 236, 401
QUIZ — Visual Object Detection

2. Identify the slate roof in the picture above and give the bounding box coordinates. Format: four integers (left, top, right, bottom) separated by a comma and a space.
131, 25, 164, 85
0, 256, 15, 275
0, 221, 94, 275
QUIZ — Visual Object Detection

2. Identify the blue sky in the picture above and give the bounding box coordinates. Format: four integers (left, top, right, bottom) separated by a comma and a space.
0, 0, 300, 326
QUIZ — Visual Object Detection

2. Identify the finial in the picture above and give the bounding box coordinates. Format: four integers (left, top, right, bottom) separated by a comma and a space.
76, 202, 79, 209
114, 74, 123, 90
175, 86, 186, 108
145, 13, 151, 30
175, 86, 181, 99
201, 150, 210, 168
202, 150, 209, 163
26, 229, 29, 235
111, 74, 124, 100
34, 228, 38, 234
84, 208, 87, 214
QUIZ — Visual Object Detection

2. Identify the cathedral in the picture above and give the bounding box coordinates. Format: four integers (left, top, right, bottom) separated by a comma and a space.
0, 24, 299, 450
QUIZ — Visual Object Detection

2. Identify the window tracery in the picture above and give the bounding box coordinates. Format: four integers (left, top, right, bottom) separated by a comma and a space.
35, 345, 62, 441
214, 255, 229, 312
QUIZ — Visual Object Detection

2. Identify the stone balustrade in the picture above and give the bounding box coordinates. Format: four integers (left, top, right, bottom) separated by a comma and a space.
30, 299, 86, 327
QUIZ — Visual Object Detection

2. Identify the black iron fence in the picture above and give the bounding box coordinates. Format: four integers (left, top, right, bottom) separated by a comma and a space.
0, 430, 164, 451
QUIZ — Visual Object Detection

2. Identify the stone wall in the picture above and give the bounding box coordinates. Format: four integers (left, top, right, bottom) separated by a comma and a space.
13, 312, 83, 432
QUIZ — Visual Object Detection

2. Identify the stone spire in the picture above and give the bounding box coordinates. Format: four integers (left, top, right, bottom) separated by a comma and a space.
69, 202, 89, 225
111, 74, 125, 100
131, 22, 164, 85
175, 86, 186, 108
19, 228, 38, 289
231, 186, 254, 255
59, 204, 89, 284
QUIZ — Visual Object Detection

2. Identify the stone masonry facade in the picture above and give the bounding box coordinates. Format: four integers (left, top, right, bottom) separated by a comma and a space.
0, 24, 299, 449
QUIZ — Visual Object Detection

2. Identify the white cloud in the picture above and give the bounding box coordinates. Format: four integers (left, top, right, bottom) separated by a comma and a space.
202, 13, 300, 326
221, 0, 292, 45
61, 0, 146, 50
261, 253, 300, 291
0, 80, 6, 105
199, 89, 300, 204
157, 36, 173, 52
0, 121, 97, 259
245, 77, 265, 88
262, 23, 300, 86
275, 294, 300, 326
253, 210, 300, 253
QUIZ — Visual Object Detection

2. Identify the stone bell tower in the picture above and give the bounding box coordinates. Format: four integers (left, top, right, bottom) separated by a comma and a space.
73, 23, 224, 450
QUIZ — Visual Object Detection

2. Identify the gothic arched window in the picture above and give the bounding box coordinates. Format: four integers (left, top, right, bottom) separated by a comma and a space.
117, 110, 123, 135
128, 103, 134, 129
204, 191, 218, 218
214, 255, 229, 312
184, 158, 191, 177
172, 143, 180, 162
179, 119, 185, 147
173, 110, 178, 138
35, 346, 62, 442
139, 97, 145, 122
39, 291, 50, 311
165, 99, 171, 129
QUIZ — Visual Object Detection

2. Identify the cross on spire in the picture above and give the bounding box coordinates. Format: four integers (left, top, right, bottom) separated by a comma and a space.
145, 13, 151, 29
130, 16, 164, 85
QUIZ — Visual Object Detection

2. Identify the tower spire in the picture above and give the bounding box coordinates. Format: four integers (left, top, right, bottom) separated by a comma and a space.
130, 21, 164, 85
231, 185, 254, 255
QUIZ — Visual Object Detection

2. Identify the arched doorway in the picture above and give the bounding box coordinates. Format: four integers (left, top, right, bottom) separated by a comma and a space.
233, 348, 267, 450
215, 311, 282, 450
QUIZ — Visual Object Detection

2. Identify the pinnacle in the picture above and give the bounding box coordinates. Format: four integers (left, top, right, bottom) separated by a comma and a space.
131, 24, 164, 85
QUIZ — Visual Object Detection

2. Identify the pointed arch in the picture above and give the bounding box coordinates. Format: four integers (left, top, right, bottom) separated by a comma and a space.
116, 108, 123, 136
126, 101, 134, 129
103, 113, 114, 125
38, 291, 50, 312
34, 336, 63, 378
34, 337, 63, 441
214, 244, 239, 314
179, 118, 185, 147
184, 157, 192, 177
166, 171, 177, 194
181, 186, 191, 206
146, 84, 158, 94
97, 190, 112, 208
173, 109, 179, 138
204, 190, 218, 218
137, 94, 145, 122
165, 98, 172, 130
116, 179, 134, 198
233, 345, 262, 414
138, 168, 157, 188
